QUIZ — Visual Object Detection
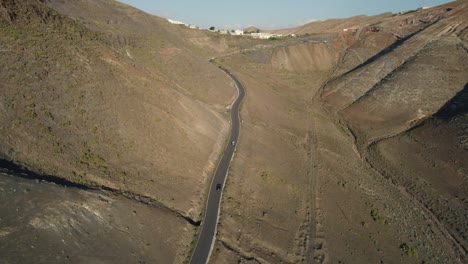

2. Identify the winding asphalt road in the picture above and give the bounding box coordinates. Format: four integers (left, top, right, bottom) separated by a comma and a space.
189, 64, 245, 264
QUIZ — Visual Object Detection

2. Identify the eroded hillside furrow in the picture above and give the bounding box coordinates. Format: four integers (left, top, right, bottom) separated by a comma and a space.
339, 36, 467, 143
329, 64, 468, 262
270, 42, 341, 72
218, 240, 264, 264
340, 17, 442, 77
321, 11, 466, 113
339, 42, 426, 113
309, 3, 467, 263
315, 94, 467, 262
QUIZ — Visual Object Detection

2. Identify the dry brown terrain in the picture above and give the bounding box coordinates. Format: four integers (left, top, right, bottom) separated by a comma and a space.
210, 1, 467, 263
0, 0, 243, 261
0, 0, 236, 221
0, 169, 194, 263
0, 0, 466, 263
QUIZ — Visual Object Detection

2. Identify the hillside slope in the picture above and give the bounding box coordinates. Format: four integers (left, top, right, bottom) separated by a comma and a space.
319, 1, 468, 260
0, 0, 234, 221
368, 86, 468, 254
210, 2, 467, 263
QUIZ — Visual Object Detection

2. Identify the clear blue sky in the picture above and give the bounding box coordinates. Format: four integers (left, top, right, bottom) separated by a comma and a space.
118, 0, 453, 30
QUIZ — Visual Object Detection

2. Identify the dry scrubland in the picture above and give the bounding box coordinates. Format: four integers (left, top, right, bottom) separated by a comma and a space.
0, 0, 466, 263
211, 1, 467, 263
0, 0, 247, 261
0, 0, 238, 221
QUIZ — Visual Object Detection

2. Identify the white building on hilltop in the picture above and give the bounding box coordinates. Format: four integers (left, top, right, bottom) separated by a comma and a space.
250, 32, 282, 39
232, 30, 244, 35
167, 19, 185, 25
167, 19, 199, 30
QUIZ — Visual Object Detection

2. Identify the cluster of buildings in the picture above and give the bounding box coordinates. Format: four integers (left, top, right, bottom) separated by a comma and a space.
218, 29, 244, 35
218, 30, 283, 39
167, 19, 283, 39
343, 26, 359, 32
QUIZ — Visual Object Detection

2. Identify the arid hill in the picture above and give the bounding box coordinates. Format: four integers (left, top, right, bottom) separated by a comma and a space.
321, 1, 468, 260
0, 0, 236, 221
210, 1, 467, 263
244, 26, 260, 34
0, 0, 249, 261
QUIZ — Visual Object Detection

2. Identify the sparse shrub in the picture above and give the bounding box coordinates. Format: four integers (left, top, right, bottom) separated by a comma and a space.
400, 243, 418, 258
52, 141, 64, 154
0, 27, 21, 38
41, 126, 54, 138
80, 145, 106, 168
260, 170, 270, 182
116, 172, 126, 181
23, 108, 37, 119
370, 209, 387, 224
73, 171, 88, 185
98, 166, 108, 175
42, 111, 54, 120
59, 120, 72, 127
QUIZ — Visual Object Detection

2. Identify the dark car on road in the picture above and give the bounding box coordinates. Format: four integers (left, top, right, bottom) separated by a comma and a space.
216, 183, 222, 191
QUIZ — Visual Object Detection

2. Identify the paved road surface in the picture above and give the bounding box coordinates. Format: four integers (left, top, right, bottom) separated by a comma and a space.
189, 65, 245, 264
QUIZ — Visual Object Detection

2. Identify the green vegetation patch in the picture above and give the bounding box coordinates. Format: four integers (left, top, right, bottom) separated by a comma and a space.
370, 209, 388, 225
58, 120, 72, 127
41, 110, 54, 121
226, 196, 240, 208
0, 27, 22, 39
400, 243, 418, 258
23, 108, 37, 119
79, 145, 106, 170
72, 171, 89, 185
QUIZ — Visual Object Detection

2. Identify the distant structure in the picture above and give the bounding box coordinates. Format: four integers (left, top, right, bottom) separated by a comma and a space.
418, 6, 432, 11
343, 26, 359, 32
232, 29, 244, 35
165, 20, 284, 39
198, 25, 284, 39
250, 32, 282, 39
167, 19, 185, 25
167, 18, 199, 30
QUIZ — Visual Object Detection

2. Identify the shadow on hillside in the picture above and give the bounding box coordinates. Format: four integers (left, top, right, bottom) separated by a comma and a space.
434, 83, 468, 120
0, 159, 91, 189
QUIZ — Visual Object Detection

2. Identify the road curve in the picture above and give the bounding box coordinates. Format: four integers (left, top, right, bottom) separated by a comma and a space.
190, 64, 245, 264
